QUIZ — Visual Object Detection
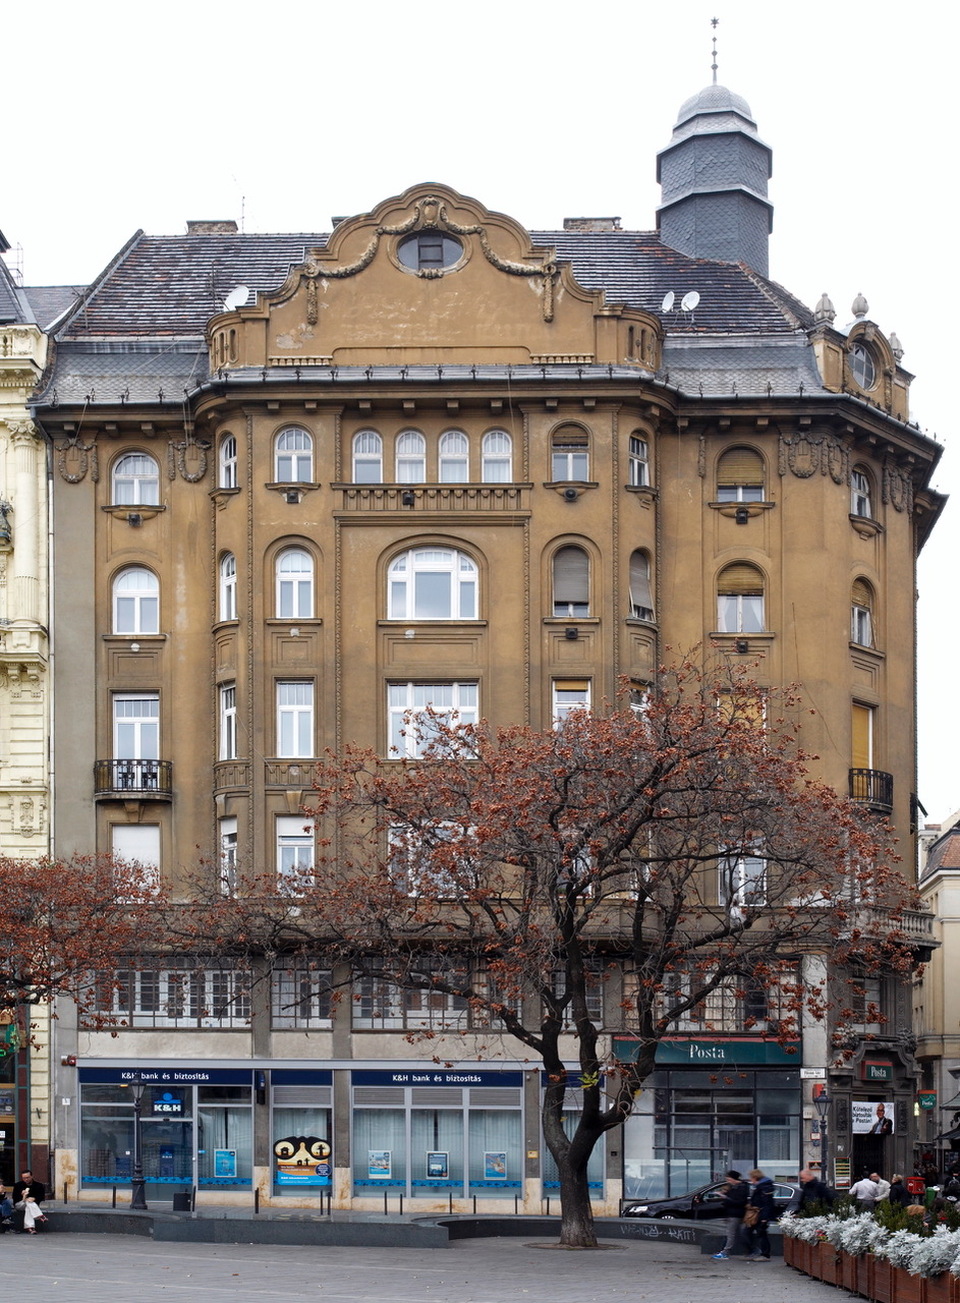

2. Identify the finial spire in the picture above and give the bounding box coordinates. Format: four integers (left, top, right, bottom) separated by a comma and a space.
711, 17, 719, 84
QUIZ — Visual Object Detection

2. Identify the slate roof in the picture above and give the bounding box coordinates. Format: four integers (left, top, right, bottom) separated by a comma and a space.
23, 285, 86, 330
51, 228, 815, 342
0, 255, 33, 323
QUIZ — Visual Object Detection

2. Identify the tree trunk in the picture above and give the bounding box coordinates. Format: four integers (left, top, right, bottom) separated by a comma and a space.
556, 1147, 598, 1247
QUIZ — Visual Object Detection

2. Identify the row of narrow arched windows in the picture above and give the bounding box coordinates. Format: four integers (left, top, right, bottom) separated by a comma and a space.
111, 553, 877, 643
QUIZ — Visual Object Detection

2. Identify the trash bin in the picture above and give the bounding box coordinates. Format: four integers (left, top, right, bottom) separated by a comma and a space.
172, 1190, 192, 1212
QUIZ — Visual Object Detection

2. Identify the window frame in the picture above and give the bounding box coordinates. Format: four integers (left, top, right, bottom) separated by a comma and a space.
112, 452, 160, 505
395, 430, 426, 484
275, 547, 314, 619
387, 547, 478, 621
481, 429, 512, 483
439, 430, 470, 483
352, 429, 383, 484
219, 553, 237, 622
628, 435, 649, 488
551, 430, 589, 482
219, 683, 238, 761
552, 545, 590, 617
553, 679, 591, 727
112, 567, 159, 635
219, 816, 238, 895
628, 550, 654, 621
113, 692, 160, 760
276, 680, 315, 758
276, 815, 315, 890
387, 681, 479, 758
716, 564, 765, 634
219, 435, 238, 489
275, 427, 314, 483
851, 468, 873, 519
719, 850, 767, 908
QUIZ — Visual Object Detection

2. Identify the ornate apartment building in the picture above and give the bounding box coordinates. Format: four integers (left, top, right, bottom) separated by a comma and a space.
31, 80, 943, 1209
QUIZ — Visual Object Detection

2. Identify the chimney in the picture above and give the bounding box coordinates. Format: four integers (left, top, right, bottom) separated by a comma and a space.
186, 220, 239, 235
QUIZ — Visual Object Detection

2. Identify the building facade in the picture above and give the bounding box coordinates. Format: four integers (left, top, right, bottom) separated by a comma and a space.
33, 81, 942, 1209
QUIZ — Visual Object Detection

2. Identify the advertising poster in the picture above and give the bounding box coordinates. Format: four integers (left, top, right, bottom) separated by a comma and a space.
851, 1101, 894, 1135
426, 1151, 449, 1179
273, 1135, 332, 1186
214, 1148, 237, 1178
484, 1151, 507, 1179
368, 1150, 392, 1179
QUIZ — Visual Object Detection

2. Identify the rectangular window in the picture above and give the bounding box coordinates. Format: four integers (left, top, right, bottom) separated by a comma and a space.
628, 436, 649, 487
219, 816, 238, 895
87, 962, 251, 1028
351, 960, 516, 1031
852, 702, 874, 770
553, 679, 590, 727
717, 594, 764, 633
719, 851, 767, 908
219, 684, 237, 760
277, 681, 314, 757
271, 966, 333, 1028
113, 693, 159, 759
387, 682, 478, 757
111, 823, 161, 893
277, 815, 315, 889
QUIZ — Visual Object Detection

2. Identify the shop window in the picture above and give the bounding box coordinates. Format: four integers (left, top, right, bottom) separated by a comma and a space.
219, 435, 238, 488
219, 684, 237, 760
272, 1084, 332, 1194
352, 430, 383, 483
482, 429, 512, 483
395, 430, 426, 483
628, 435, 649, 487
112, 567, 159, 635
851, 467, 873, 519
716, 447, 764, 502
851, 578, 875, 647
275, 427, 313, 482
387, 682, 478, 758
275, 547, 314, 619
629, 550, 654, 620
112, 452, 160, 505
551, 427, 589, 481
388, 547, 477, 620
439, 430, 469, 483
219, 552, 237, 621
716, 563, 765, 633
552, 545, 589, 616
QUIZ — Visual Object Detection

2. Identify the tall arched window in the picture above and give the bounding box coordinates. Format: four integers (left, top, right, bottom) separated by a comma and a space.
388, 548, 477, 620
219, 553, 237, 621
439, 430, 469, 483
113, 567, 159, 634
851, 578, 875, 647
482, 430, 512, 483
553, 546, 590, 617
276, 548, 314, 618
275, 428, 313, 482
629, 550, 654, 621
716, 447, 764, 502
395, 431, 426, 483
219, 435, 238, 488
551, 427, 589, 481
352, 430, 383, 483
717, 564, 765, 633
112, 453, 160, 505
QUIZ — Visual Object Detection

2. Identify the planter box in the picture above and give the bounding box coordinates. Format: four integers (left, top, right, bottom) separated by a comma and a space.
925, 1273, 956, 1303
818, 1241, 841, 1285
873, 1256, 895, 1303
842, 1249, 859, 1293
783, 1237, 800, 1271
891, 1265, 925, 1303
858, 1251, 875, 1299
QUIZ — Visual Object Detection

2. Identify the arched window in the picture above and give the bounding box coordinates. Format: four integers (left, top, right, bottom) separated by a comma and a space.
219, 553, 237, 621
851, 467, 873, 518
628, 434, 649, 487
113, 567, 159, 634
275, 428, 313, 482
851, 578, 874, 647
112, 453, 160, 505
352, 430, 383, 483
551, 427, 589, 481
851, 342, 877, 391
716, 447, 764, 502
219, 435, 238, 489
276, 548, 314, 619
717, 564, 765, 633
553, 546, 590, 617
388, 548, 477, 620
439, 430, 469, 483
629, 550, 654, 621
395, 431, 426, 483
482, 430, 512, 483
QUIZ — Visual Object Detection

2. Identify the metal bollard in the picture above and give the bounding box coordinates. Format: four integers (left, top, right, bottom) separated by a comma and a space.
383, 1188, 388, 1216
112, 1185, 117, 1208
254, 1187, 260, 1214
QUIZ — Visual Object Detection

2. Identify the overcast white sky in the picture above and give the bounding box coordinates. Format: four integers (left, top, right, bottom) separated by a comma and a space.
4, 0, 957, 821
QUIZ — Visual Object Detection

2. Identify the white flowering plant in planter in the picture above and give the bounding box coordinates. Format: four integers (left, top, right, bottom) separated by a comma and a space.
829, 1212, 889, 1256
780, 1212, 833, 1243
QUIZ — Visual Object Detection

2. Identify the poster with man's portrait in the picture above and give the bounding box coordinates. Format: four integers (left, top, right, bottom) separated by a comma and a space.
851, 1101, 894, 1135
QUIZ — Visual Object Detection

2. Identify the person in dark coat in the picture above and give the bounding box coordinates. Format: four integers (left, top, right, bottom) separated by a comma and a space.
743, 1168, 775, 1261
12, 1170, 46, 1234
787, 1168, 835, 1213
712, 1170, 749, 1259
888, 1174, 912, 1209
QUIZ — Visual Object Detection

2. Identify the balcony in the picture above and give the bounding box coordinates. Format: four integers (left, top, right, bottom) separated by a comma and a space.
849, 767, 893, 816
94, 759, 173, 800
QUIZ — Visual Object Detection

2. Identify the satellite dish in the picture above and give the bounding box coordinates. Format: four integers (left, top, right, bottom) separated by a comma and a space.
680, 290, 700, 312
661, 291, 675, 312
222, 284, 250, 312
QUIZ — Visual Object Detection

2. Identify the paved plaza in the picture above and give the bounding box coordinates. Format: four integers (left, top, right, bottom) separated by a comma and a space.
0, 1231, 855, 1302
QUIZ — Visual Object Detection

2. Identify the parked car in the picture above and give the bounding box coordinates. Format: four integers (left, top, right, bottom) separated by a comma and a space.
621, 1179, 798, 1220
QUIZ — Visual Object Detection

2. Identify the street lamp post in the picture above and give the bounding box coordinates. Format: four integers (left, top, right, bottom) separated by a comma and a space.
130, 1073, 148, 1211
813, 1086, 831, 1183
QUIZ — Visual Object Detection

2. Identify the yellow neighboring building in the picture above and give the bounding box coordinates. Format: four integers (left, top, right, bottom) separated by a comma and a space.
0, 231, 51, 1180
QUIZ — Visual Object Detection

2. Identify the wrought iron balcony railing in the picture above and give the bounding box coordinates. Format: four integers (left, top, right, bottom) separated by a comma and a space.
94, 759, 173, 800
849, 767, 894, 815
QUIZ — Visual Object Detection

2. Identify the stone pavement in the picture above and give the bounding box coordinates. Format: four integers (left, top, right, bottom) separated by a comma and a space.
0, 1231, 856, 1302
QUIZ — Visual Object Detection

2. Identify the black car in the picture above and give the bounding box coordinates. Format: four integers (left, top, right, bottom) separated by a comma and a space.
621, 1179, 798, 1220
